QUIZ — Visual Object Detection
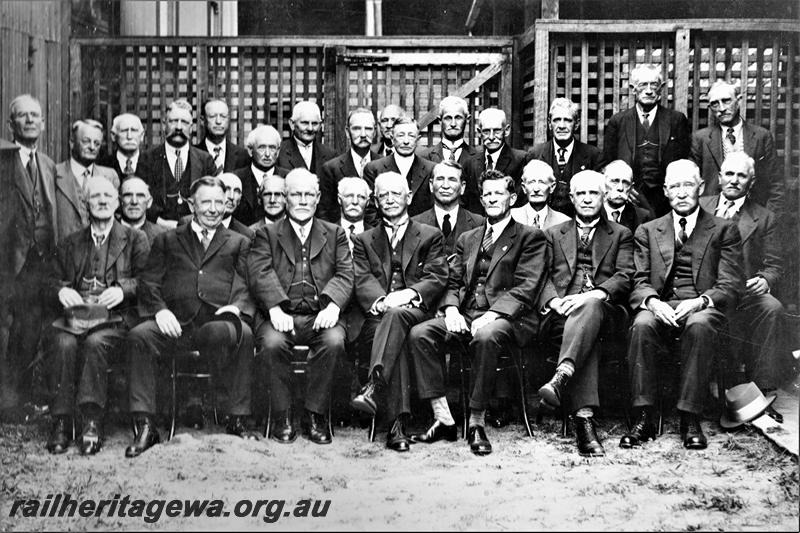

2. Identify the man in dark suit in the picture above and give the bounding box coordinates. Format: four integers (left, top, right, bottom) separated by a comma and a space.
602, 160, 654, 234
699, 153, 785, 421
194, 99, 250, 173
119, 177, 168, 245
536, 171, 634, 457
526, 98, 604, 217
248, 174, 287, 232
349, 172, 448, 451
419, 96, 481, 213
216, 173, 255, 240
249, 169, 353, 445
277, 101, 336, 175
45, 177, 149, 455
318, 108, 379, 223
0, 94, 60, 416
139, 99, 218, 228
408, 170, 548, 455
363, 117, 436, 224
233, 125, 290, 226
55, 119, 120, 242
372, 104, 405, 158
691, 81, 784, 218
603, 64, 691, 217
621, 159, 743, 451
412, 161, 485, 257
99, 113, 154, 182
125, 176, 257, 457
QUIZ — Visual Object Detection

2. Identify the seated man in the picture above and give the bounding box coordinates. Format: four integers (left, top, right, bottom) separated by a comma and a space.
46, 177, 150, 455
511, 160, 570, 230
125, 176, 257, 458
349, 171, 448, 452
249, 169, 353, 445
622, 159, 743, 450
602, 160, 654, 234
536, 170, 634, 457
249, 174, 287, 231
119, 176, 168, 245
699, 152, 785, 422
408, 170, 548, 455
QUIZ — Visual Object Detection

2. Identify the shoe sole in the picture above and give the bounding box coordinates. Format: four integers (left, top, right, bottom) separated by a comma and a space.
270, 434, 297, 444
579, 450, 606, 457
350, 397, 377, 416
471, 448, 492, 456
538, 385, 561, 408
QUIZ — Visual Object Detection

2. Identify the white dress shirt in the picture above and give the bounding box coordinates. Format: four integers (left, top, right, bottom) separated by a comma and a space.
205, 139, 226, 168
434, 204, 459, 231
522, 203, 549, 227
89, 223, 113, 246
441, 140, 464, 162
290, 218, 313, 244
553, 140, 574, 164
16, 143, 35, 167
636, 104, 658, 126
116, 150, 140, 174
350, 149, 371, 178
720, 120, 744, 155
295, 138, 314, 169
70, 158, 94, 189
715, 195, 746, 219
604, 203, 625, 223
393, 153, 414, 180
672, 207, 700, 240
252, 164, 275, 186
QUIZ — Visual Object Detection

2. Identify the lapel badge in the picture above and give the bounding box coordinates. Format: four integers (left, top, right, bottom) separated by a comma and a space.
502, 245, 508, 252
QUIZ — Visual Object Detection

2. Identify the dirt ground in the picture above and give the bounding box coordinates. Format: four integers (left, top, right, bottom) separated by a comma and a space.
1, 411, 797, 532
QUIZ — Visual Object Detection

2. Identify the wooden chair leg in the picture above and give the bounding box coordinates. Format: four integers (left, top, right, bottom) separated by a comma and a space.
513, 349, 533, 438
368, 415, 376, 442
264, 395, 272, 439
457, 348, 469, 440
169, 357, 177, 441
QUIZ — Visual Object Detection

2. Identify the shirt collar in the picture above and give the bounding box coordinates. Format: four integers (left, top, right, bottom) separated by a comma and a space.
89, 222, 114, 244
604, 202, 625, 220
350, 148, 370, 165
720, 119, 743, 136
252, 164, 274, 182
221, 216, 232, 229
121, 218, 145, 231
636, 104, 658, 123
190, 219, 216, 240
165, 142, 190, 167
341, 218, 364, 234
716, 195, 746, 216
70, 158, 93, 179
552, 139, 575, 158
289, 218, 313, 243
525, 203, 549, 221
116, 150, 139, 169
487, 213, 512, 239
434, 204, 459, 228
16, 142, 34, 164
442, 139, 464, 152
205, 138, 225, 152
294, 136, 313, 149
576, 216, 601, 229
672, 207, 700, 237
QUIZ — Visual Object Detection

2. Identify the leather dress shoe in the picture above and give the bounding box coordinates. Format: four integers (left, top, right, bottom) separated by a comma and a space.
538, 368, 571, 408
410, 420, 457, 444
125, 416, 160, 458
679, 412, 708, 450
574, 416, 605, 457
486, 398, 511, 428
467, 425, 492, 455
183, 403, 204, 430
46, 416, 72, 454
350, 378, 381, 416
765, 405, 783, 424
79, 419, 103, 455
386, 417, 411, 452
226, 416, 259, 440
305, 410, 332, 445
619, 409, 657, 448
270, 410, 297, 443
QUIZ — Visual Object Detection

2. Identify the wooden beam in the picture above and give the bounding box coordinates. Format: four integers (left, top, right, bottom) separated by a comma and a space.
339, 52, 506, 66
509, 38, 523, 148
673, 28, 690, 115
532, 18, 798, 33
70, 36, 515, 48
499, 44, 513, 137
60, 0, 71, 161
533, 28, 549, 144
334, 46, 348, 153
465, 0, 485, 32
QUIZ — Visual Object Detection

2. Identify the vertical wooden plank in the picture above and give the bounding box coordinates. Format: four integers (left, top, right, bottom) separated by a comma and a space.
709, 35, 717, 84
500, 49, 513, 119
385, 65, 392, 107
371, 63, 379, 118
316, 47, 324, 103
549, 38, 557, 100
92, 53, 100, 120
265, 48, 272, 127
60, 0, 71, 160
597, 38, 606, 148
628, 38, 637, 109
427, 65, 435, 144
580, 39, 589, 142
148, 45, 157, 147
565, 41, 573, 100
250, 46, 259, 129
769, 37, 779, 139
661, 36, 670, 108
334, 45, 348, 152
724, 36, 733, 80
196, 43, 208, 139
290, 47, 297, 107
412, 73, 420, 126
533, 28, 550, 145
303, 47, 311, 101
132, 46, 141, 116
692, 34, 702, 130
277, 48, 284, 136
237, 44, 245, 144
357, 65, 365, 107
509, 39, 523, 148
783, 36, 793, 182
398, 66, 407, 111
612, 40, 621, 115
69, 41, 82, 147
740, 37, 749, 121
755, 36, 765, 126
674, 28, 690, 116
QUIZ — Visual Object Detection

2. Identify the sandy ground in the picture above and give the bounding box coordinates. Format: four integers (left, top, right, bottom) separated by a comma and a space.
1, 412, 797, 532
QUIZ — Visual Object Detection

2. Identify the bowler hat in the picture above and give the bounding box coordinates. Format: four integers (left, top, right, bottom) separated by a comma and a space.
720, 382, 777, 429
52, 303, 122, 336
201, 310, 244, 354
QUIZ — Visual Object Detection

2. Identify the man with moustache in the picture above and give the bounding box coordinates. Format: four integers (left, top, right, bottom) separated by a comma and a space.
337, 176, 371, 256
536, 170, 634, 457
249, 174, 287, 232
373, 104, 405, 158
45, 177, 149, 455
234, 125, 290, 226
602, 160, 654, 234
349, 172, 448, 452
55, 119, 120, 242
100, 113, 154, 181
194, 99, 250, 173
139, 99, 218, 228
277, 101, 336, 174
526, 98, 604, 217
318, 108, 379, 223
119, 177, 167, 245
511, 160, 571, 230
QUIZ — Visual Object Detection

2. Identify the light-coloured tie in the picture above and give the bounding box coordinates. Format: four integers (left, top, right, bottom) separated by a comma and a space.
358, 157, 367, 178
94, 233, 104, 247
200, 228, 211, 250
579, 226, 592, 248
124, 158, 134, 176
722, 200, 736, 219
481, 226, 494, 252
174, 149, 183, 182
81, 169, 91, 191
299, 224, 307, 242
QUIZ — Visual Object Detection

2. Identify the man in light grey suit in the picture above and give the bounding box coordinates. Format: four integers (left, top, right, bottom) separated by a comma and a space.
511, 159, 570, 230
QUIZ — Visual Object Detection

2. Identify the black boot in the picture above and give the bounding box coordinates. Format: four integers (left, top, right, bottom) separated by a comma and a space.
619, 407, 656, 448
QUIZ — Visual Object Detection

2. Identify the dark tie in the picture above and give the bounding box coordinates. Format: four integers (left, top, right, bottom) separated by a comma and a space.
486, 153, 493, 170
174, 149, 183, 182
124, 158, 134, 176
557, 147, 567, 174
385, 146, 393, 157
676, 217, 688, 250
481, 226, 493, 252
441, 213, 452, 237
579, 225, 592, 248
213, 145, 222, 165
347, 224, 356, 251
532, 213, 540, 229
200, 228, 210, 250
726, 127, 736, 147
722, 200, 736, 219
27, 151, 39, 185
611, 210, 620, 223
642, 113, 650, 130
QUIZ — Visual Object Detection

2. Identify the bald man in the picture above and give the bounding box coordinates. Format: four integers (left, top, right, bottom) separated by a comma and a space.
277, 101, 336, 174
119, 177, 168, 245
234, 125, 290, 226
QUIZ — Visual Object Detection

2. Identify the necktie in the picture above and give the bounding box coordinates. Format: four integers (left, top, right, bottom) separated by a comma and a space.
200, 228, 211, 250
481, 226, 493, 252
557, 147, 567, 174
676, 217, 688, 250
579, 225, 592, 248
486, 153, 494, 170
532, 213, 540, 229
358, 157, 367, 178
722, 200, 736, 219
348, 224, 356, 251
611, 210, 620, 223
642, 113, 650, 130
213, 145, 222, 165
299, 224, 307, 242
81, 169, 91, 191
124, 158, 134, 176
385, 146, 393, 157
386, 220, 407, 250
448, 148, 456, 162
174, 149, 183, 182
27, 151, 39, 185
726, 127, 736, 147
93, 233, 104, 247
441, 213, 452, 237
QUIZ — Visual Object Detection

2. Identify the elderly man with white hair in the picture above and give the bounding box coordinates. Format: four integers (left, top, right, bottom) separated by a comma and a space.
100, 113, 153, 180
234, 124, 289, 226
277, 101, 336, 174
511, 159, 571, 230
602, 159, 653, 234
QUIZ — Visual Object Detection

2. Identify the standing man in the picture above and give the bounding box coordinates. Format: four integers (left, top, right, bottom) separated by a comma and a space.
536, 171, 634, 457
603, 64, 691, 217
45, 177, 149, 455
216, 173, 255, 239
349, 172, 448, 452
0, 94, 59, 417
119, 176, 168, 245
526, 98, 603, 217
337, 176, 371, 256
408, 170, 549, 455
248, 174, 287, 232
194, 99, 250, 173
139, 99, 218, 228
511, 160, 571, 230
318, 108, 379, 223
602, 160, 654, 234
234, 125, 290, 226
691, 80, 784, 218
55, 119, 120, 242
413, 161, 484, 257
249, 169, 353, 445
100, 113, 154, 181
373, 104, 405, 158
125, 176, 257, 458
277, 101, 336, 174
621, 159, 743, 450
420, 96, 481, 213
699, 153, 785, 421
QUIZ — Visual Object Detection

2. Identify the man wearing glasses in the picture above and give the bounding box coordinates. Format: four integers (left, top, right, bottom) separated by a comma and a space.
233, 125, 290, 226
603, 64, 690, 217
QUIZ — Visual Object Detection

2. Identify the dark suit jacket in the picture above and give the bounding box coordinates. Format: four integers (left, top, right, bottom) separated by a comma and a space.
372, 141, 392, 159
411, 206, 485, 257
539, 217, 634, 307
54, 161, 120, 243
352, 220, 448, 314
363, 154, 437, 224
132, 220, 167, 245
699, 195, 781, 290
53, 221, 150, 327
630, 208, 743, 312
443, 218, 549, 345
317, 149, 380, 224
277, 137, 336, 175
138, 224, 254, 323
248, 217, 353, 315
603, 105, 691, 191
97, 151, 157, 183
231, 165, 290, 226
464, 144, 528, 209
139, 144, 219, 222
607, 202, 653, 235
193, 139, 250, 173
419, 142, 482, 213
691, 121, 784, 217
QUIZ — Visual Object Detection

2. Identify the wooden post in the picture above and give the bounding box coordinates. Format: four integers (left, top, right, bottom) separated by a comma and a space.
533, 27, 549, 145
541, 0, 559, 19
499, 45, 513, 143
509, 38, 523, 148
68, 41, 82, 155
196, 44, 208, 140
673, 28, 690, 115
334, 46, 349, 153
61, 0, 72, 161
